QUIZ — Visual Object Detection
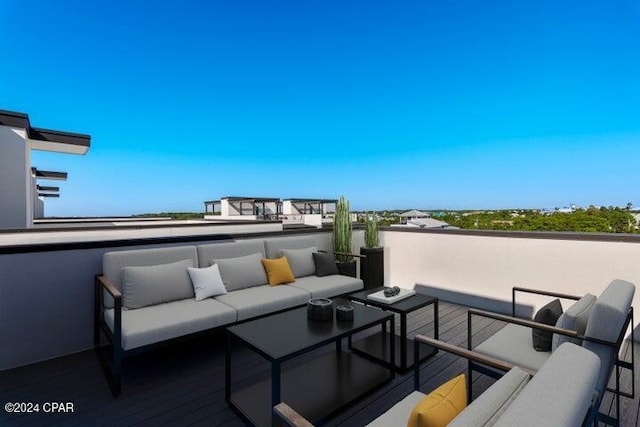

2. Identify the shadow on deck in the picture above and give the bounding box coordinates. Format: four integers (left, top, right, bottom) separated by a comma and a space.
0, 302, 637, 426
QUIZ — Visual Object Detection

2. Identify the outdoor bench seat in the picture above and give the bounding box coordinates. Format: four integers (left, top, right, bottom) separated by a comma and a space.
104, 298, 237, 351
289, 274, 363, 299
214, 284, 311, 321
94, 235, 364, 396
275, 342, 601, 427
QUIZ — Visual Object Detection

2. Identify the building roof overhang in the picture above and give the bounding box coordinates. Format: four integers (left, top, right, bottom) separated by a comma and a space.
0, 109, 90, 155
31, 168, 68, 181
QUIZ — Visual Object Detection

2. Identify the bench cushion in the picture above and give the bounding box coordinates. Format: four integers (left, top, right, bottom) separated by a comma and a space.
366, 391, 425, 427
289, 275, 363, 299
494, 343, 600, 427
215, 285, 310, 321
474, 324, 550, 372
264, 236, 317, 259
122, 259, 195, 309
280, 247, 317, 278
197, 240, 266, 268
551, 293, 596, 351
103, 246, 198, 309
582, 279, 635, 394
449, 367, 530, 426
104, 299, 237, 350
213, 252, 268, 292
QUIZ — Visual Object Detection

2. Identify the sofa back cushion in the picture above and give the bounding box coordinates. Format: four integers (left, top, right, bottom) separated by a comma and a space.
582, 279, 635, 394
213, 252, 268, 292
551, 293, 596, 351
264, 236, 317, 259
281, 247, 317, 278
102, 245, 198, 308
122, 259, 195, 309
197, 240, 266, 268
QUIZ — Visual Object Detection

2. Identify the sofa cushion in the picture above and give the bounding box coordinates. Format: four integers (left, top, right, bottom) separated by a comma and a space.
187, 263, 227, 301
213, 252, 268, 292
582, 279, 635, 394
280, 247, 317, 277
215, 285, 310, 321
261, 256, 295, 286
494, 343, 600, 427
104, 298, 237, 350
407, 374, 466, 427
531, 299, 562, 352
122, 259, 195, 309
313, 252, 339, 277
289, 274, 363, 299
474, 323, 550, 372
264, 236, 318, 259
551, 293, 596, 351
449, 367, 530, 427
103, 245, 198, 308
366, 391, 426, 427
197, 239, 266, 268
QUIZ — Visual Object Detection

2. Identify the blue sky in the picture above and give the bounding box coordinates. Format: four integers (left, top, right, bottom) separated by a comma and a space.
1, 0, 639, 215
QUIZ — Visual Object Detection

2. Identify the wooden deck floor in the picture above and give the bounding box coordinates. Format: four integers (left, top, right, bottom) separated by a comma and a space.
1, 302, 637, 426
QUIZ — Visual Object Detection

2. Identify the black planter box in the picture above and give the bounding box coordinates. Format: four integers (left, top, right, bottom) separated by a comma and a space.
336, 260, 357, 278
360, 247, 384, 290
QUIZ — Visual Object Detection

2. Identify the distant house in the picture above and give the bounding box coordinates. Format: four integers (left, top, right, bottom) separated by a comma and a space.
392, 217, 455, 229
399, 209, 429, 224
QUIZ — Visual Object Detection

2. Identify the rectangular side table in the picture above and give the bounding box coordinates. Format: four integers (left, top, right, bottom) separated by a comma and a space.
347, 287, 438, 372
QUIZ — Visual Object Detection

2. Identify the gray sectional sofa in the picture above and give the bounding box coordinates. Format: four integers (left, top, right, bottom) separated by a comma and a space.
94, 235, 363, 396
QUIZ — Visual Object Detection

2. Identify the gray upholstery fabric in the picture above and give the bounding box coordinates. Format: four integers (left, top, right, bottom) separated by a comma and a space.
197, 240, 266, 267
474, 324, 550, 372
365, 391, 425, 427
448, 367, 530, 427
551, 293, 596, 351
289, 274, 363, 298
582, 279, 635, 394
104, 299, 237, 350
214, 285, 310, 321
264, 236, 317, 259
122, 259, 194, 309
213, 252, 268, 292
494, 343, 600, 427
103, 246, 198, 308
280, 247, 317, 278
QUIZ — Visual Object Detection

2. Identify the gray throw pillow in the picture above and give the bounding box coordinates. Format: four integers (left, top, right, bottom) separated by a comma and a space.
312, 252, 339, 277
280, 247, 317, 278
532, 299, 563, 352
122, 259, 194, 309
552, 293, 596, 351
212, 252, 268, 292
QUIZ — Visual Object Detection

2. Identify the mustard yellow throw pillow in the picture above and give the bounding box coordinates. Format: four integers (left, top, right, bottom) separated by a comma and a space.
407, 374, 467, 427
261, 257, 295, 286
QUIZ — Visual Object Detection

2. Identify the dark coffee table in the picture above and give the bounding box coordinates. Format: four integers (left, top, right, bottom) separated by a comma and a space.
225, 302, 394, 426
348, 287, 438, 372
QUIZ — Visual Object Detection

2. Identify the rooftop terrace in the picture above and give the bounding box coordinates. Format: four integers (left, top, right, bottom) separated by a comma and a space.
1, 225, 639, 425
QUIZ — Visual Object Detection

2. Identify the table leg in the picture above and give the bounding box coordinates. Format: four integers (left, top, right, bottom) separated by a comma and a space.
434, 300, 439, 340
389, 316, 396, 379
225, 332, 232, 402
400, 313, 407, 371
336, 337, 342, 354
271, 361, 281, 425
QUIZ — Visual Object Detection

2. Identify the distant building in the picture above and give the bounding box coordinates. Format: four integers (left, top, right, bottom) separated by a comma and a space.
392, 218, 455, 229
0, 109, 90, 229
399, 209, 429, 224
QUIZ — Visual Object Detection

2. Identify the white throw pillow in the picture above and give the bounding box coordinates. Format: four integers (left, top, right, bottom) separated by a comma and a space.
187, 263, 227, 301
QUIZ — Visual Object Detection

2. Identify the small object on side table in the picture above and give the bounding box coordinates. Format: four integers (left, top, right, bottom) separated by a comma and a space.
307, 298, 334, 321
383, 286, 401, 298
336, 305, 354, 321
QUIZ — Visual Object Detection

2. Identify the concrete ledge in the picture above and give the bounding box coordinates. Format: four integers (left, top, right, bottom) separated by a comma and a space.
415, 283, 534, 318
